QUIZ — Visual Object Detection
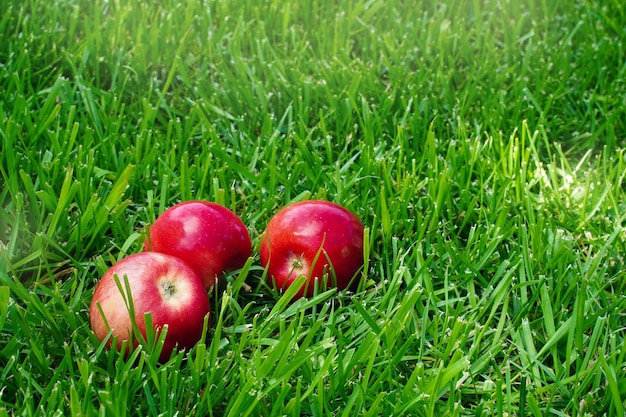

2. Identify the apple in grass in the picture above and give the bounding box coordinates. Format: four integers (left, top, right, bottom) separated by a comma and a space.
144, 201, 251, 290
89, 252, 210, 362
260, 200, 365, 299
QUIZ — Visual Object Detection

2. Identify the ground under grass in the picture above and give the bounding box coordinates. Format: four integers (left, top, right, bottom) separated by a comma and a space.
1, 0, 625, 415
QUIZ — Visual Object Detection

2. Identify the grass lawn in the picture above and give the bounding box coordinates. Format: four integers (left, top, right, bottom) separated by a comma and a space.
1, 0, 626, 415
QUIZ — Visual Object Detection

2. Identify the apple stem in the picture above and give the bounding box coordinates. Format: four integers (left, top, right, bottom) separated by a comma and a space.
162, 281, 177, 298
292, 255, 304, 270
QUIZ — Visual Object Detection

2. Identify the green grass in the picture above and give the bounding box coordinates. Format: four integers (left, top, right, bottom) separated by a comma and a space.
1, 0, 626, 415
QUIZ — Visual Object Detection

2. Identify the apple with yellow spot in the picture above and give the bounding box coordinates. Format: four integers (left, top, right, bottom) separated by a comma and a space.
89, 252, 210, 362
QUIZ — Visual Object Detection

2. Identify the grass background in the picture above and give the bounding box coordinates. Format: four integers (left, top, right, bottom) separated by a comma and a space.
1, 0, 626, 415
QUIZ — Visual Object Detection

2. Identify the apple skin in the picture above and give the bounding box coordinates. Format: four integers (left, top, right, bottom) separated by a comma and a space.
260, 200, 365, 299
89, 252, 210, 362
144, 201, 251, 290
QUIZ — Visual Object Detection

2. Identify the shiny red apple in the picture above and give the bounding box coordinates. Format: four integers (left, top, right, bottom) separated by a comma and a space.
89, 252, 210, 362
144, 201, 251, 290
260, 200, 365, 299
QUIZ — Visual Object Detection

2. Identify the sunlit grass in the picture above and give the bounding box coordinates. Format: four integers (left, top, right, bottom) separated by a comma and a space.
1, 0, 625, 415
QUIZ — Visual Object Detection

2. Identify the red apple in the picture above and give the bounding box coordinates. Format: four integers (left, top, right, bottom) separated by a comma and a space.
260, 200, 365, 299
89, 252, 210, 362
144, 201, 251, 290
